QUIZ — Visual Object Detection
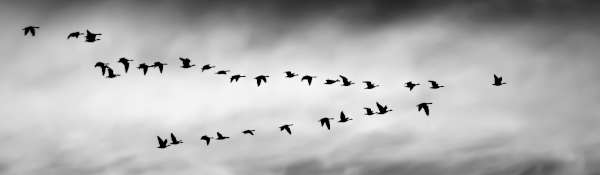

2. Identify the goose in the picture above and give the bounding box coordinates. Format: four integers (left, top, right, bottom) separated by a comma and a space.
319, 117, 335, 130
417, 103, 433, 116
363, 81, 380, 89
279, 124, 293, 135
340, 75, 354, 86
23, 26, 40, 36
179, 57, 195, 68
117, 57, 134, 73
338, 111, 352, 122
376, 102, 392, 114
405, 81, 420, 91
492, 74, 507, 86
301, 75, 317, 86
428, 80, 444, 89
170, 133, 183, 145
242, 129, 256, 135
254, 75, 269, 87
156, 136, 169, 149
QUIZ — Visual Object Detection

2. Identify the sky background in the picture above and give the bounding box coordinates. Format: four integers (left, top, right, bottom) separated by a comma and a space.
1, 0, 600, 174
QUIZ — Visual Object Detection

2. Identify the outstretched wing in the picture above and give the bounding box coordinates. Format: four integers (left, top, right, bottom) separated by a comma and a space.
256, 78, 262, 86
284, 127, 292, 135
217, 132, 223, 138
339, 75, 348, 82
376, 102, 385, 111
170, 133, 177, 141
325, 120, 330, 130
157, 136, 163, 145
424, 106, 430, 116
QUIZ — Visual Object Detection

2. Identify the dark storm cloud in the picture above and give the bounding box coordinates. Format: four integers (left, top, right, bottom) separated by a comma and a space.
7, 0, 600, 25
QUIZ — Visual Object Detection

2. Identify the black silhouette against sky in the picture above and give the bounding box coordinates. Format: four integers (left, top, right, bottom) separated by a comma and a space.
2, 0, 600, 175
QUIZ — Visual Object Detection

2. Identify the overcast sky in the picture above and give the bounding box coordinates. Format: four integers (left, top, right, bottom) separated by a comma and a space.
1, 0, 600, 175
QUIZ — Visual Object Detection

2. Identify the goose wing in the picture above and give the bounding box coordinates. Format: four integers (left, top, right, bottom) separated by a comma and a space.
284, 127, 292, 135
376, 102, 385, 111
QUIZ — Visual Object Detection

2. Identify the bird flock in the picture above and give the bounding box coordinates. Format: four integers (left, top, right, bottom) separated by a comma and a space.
21, 25, 508, 149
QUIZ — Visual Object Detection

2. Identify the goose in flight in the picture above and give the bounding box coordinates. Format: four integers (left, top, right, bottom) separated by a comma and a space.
492, 74, 506, 86
106, 67, 120, 78
417, 103, 433, 116
200, 135, 214, 146
376, 102, 392, 114
301, 75, 317, 86
151, 62, 167, 74
216, 70, 230, 75
363, 81, 380, 89
137, 63, 150, 75
405, 81, 420, 91
67, 32, 83, 39
319, 117, 335, 130
94, 62, 109, 75
338, 111, 352, 122
22, 26, 39, 36
201, 64, 215, 72
84, 30, 101, 42
216, 132, 230, 140
279, 124, 293, 135
242, 129, 256, 135
428, 80, 444, 89
156, 136, 170, 149
285, 71, 298, 78
117, 57, 133, 73
170, 133, 183, 145
324, 79, 340, 85
340, 75, 354, 86
364, 107, 375, 116
179, 57, 195, 68
254, 75, 269, 87
230, 74, 246, 83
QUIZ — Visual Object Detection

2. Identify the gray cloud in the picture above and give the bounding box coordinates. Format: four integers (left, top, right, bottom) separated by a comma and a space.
1, 0, 600, 175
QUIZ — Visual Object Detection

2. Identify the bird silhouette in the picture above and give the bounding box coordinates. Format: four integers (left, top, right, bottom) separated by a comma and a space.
179, 57, 195, 68
285, 71, 298, 78
156, 136, 170, 149
200, 135, 214, 146
151, 62, 167, 74
67, 32, 83, 39
324, 79, 340, 85
84, 30, 101, 42
201, 64, 215, 72
319, 117, 335, 130
405, 81, 420, 91
137, 63, 150, 75
301, 75, 317, 86
279, 124, 293, 135
364, 107, 375, 116
94, 62, 109, 75
216, 70, 230, 75
216, 132, 230, 140
376, 102, 392, 114
106, 67, 120, 78
242, 129, 256, 135
417, 103, 433, 116
428, 80, 445, 89
254, 75, 269, 87
340, 75, 354, 86
492, 74, 506, 86
363, 81, 380, 89
22, 26, 39, 36
170, 133, 183, 145
230, 74, 246, 83
338, 111, 352, 122
117, 57, 133, 73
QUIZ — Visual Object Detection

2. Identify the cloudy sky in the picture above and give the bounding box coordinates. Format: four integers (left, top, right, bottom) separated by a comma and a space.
1, 0, 600, 174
